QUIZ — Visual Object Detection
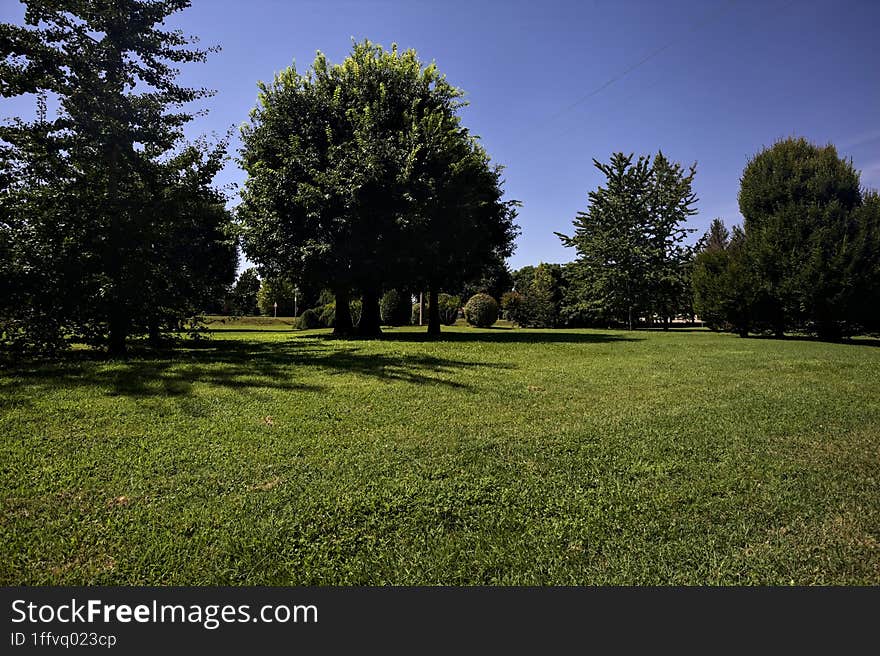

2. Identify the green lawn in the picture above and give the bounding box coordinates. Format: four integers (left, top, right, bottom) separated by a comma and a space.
2, 322, 878, 584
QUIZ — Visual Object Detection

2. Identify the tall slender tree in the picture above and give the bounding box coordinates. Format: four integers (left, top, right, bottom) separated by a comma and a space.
557, 153, 653, 330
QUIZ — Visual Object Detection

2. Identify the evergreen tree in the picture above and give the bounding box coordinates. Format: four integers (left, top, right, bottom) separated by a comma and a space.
558, 152, 696, 329
698, 218, 731, 252
1, 0, 235, 353
739, 137, 865, 338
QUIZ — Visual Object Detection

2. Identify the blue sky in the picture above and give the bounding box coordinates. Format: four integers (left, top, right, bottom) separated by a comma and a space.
2, 0, 878, 271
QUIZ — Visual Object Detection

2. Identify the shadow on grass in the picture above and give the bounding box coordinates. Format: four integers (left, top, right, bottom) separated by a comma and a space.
742, 333, 880, 347
305, 329, 643, 345
205, 328, 299, 333
0, 337, 513, 407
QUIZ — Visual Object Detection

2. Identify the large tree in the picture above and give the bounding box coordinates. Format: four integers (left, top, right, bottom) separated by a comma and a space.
239, 41, 518, 337
738, 137, 866, 339
558, 152, 697, 329
407, 127, 519, 336
1, 0, 236, 354
239, 43, 460, 336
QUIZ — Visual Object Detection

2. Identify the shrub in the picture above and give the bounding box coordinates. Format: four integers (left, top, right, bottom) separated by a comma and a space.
501, 291, 524, 323
298, 308, 322, 330
464, 293, 499, 327
349, 299, 362, 327
437, 294, 461, 325
318, 300, 362, 328
380, 289, 411, 326
318, 303, 336, 328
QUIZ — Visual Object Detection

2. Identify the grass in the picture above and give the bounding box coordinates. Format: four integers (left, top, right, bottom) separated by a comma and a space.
1, 321, 878, 584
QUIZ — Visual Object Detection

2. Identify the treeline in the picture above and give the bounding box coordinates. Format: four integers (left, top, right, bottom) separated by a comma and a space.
0, 2, 517, 353
225, 137, 880, 340
4, 3, 879, 356
493, 140, 880, 338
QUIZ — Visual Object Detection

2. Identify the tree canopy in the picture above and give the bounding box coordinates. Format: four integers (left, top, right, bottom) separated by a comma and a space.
238, 41, 518, 337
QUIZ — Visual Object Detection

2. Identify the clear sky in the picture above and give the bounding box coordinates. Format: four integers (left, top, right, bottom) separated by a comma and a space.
2, 0, 878, 271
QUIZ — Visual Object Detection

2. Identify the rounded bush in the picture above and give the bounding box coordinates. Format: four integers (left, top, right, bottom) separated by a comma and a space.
464, 293, 499, 328
298, 308, 322, 330
380, 289, 411, 326
437, 294, 461, 325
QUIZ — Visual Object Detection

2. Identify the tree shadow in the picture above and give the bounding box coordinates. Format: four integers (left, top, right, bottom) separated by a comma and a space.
743, 333, 880, 347
204, 328, 299, 333
638, 326, 709, 333
359, 329, 644, 344
0, 337, 515, 410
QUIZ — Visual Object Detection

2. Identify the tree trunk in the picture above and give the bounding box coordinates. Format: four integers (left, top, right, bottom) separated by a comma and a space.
358, 290, 382, 337
817, 320, 841, 342
108, 313, 128, 356
333, 289, 353, 336
773, 311, 785, 339
105, 31, 128, 358
627, 306, 633, 331
148, 318, 161, 348
427, 289, 441, 336
663, 316, 670, 331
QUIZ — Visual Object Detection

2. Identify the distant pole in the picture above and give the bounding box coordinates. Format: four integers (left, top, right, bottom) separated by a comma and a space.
419, 292, 423, 326
294, 289, 298, 316
273, 302, 277, 318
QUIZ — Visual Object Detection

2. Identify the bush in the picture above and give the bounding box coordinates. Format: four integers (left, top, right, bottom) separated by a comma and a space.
318, 303, 336, 328
464, 293, 499, 328
380, 289, 411, 326
318, 300, 361, 328
501, 291, 524, 323
437, 294, 461, 325
298, 308, 322, 330
412, 302, 423, 325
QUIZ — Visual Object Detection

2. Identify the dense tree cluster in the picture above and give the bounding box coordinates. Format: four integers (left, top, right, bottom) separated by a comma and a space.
237, 41, 519, 338
504, 263, 567, 328
693, 138, 880, 338
3, 4, 878, 354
